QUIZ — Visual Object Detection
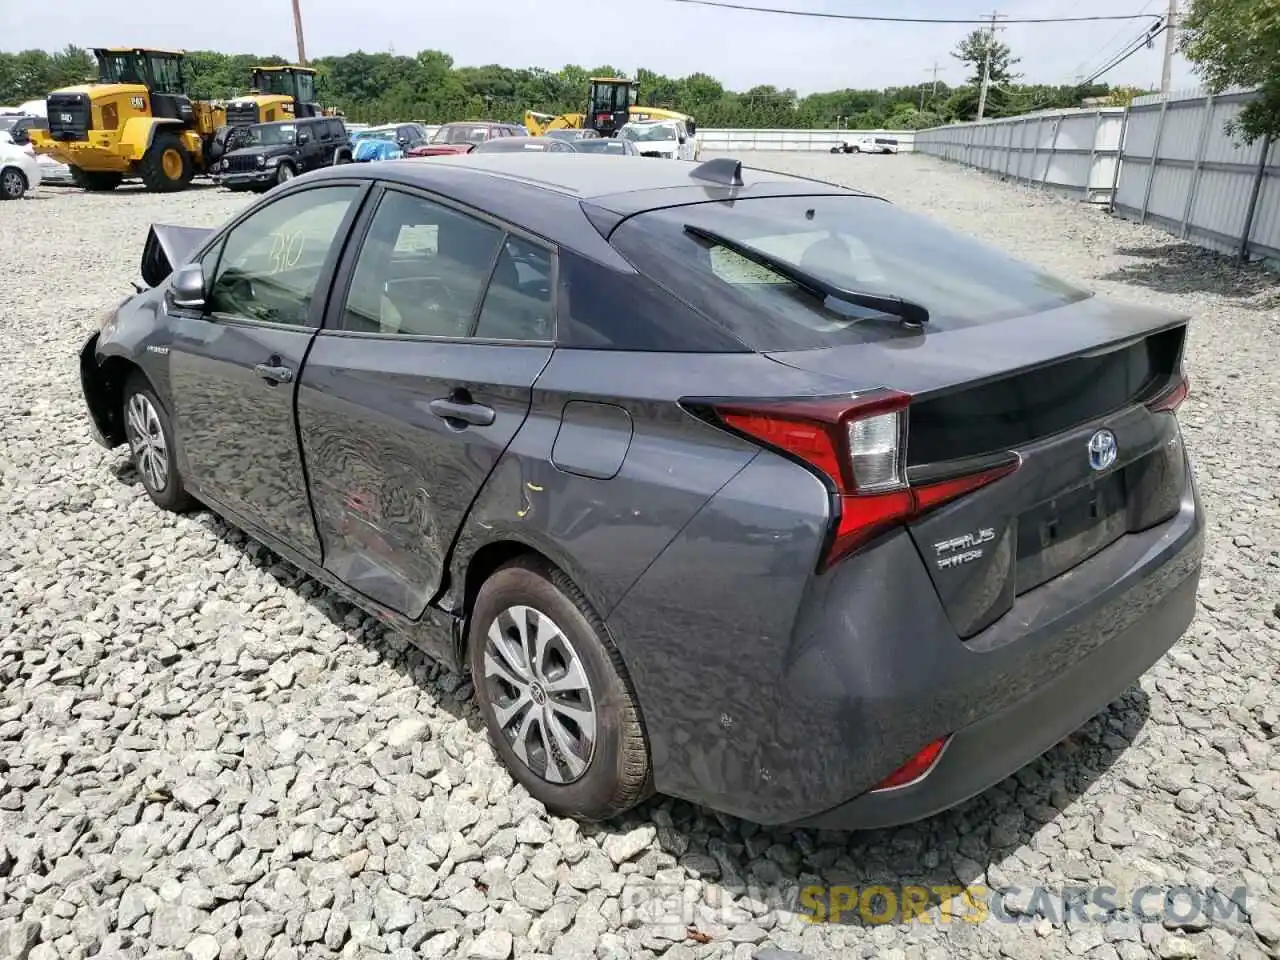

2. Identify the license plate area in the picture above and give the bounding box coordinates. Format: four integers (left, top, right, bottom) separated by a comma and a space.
1015, 471, 1128, 594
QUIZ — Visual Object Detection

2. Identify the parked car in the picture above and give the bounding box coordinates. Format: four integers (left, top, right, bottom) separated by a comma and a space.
407, 120, 528, 157
469, 135, 578, 154
79, 154, 1201, 830
0, 137, 40, 199
618, 119, 699, 160
212, 117, 353, 192
832, 136, 900, 155
572, 138, 640, 156
0, 114, 69, 184
352, 123, 432, 162
0, 113, 46, 147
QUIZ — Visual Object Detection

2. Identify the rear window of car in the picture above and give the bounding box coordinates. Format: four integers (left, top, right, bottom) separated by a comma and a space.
607, 194, 1090, 351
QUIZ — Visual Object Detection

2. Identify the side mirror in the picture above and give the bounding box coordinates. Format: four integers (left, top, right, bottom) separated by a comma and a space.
169, 263, 206, 310
687, 122, 697, 136
678, 135, 687, 144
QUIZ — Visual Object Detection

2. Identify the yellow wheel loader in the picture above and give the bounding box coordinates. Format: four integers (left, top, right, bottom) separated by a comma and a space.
223, 66, 325, 127
28, 48, 225, 193
524, 77, 699, 139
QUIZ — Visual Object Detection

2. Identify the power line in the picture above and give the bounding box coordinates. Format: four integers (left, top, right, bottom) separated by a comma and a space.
661, 0, 1165, 24
1080, 21, 1166, 86
1072, 0, 1160, 81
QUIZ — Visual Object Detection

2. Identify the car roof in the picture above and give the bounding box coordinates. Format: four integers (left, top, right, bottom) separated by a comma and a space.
298, 154, 880, 264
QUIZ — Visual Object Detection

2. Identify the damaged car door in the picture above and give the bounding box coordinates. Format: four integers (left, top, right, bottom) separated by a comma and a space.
163, 181, 368, 558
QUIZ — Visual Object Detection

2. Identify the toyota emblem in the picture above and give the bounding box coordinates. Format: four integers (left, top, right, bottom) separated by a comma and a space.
1088, 429, 1118, 471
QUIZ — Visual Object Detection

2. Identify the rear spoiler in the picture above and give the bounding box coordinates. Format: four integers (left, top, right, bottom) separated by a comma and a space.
138, 223, 217, 291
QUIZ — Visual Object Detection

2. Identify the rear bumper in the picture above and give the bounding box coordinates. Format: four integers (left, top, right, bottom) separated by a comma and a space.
795, 549, 1198, 829
783, 459, 1204, 830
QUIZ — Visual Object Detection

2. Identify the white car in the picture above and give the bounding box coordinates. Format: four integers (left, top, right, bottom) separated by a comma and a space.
0, 138, 40, 199
618, 119, 699, 161
831, 136, 900, 155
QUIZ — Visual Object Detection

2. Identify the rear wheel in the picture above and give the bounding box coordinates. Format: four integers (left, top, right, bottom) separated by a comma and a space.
70, 167, 122, 191
138, 133, 193, 193
0, 166, 27, 200
469, 558, 651, 821
121, 371, 197, 513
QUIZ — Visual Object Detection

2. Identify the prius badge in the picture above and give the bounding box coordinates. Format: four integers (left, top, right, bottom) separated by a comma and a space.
1088, 429, 1118, 472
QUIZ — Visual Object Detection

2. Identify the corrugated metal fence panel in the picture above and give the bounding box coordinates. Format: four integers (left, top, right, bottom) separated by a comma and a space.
913, 107, 1125, 203
696, 128, 916, 151
920, 85, 1280, 263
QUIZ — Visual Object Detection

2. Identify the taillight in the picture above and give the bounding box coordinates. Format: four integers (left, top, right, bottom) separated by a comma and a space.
871, 736, 949, 791
701, 389, 1019, 571
1147, 371, 1190, 413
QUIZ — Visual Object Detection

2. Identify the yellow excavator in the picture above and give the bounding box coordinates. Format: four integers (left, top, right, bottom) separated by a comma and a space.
223, 65, 327, 127
524, 77, 697, 138
29, 47, 226, 192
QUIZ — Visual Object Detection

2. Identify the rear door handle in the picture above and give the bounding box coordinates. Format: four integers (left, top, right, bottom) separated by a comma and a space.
254, 363, 293, 384
429, 398, 495, 427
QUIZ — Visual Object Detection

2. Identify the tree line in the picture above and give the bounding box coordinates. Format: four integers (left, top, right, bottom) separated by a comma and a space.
1, 41, 1146, 130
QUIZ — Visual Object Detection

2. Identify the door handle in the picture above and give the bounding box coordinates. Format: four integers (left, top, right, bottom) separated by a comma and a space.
429, 398, 496, 427
254, 363, 293, 384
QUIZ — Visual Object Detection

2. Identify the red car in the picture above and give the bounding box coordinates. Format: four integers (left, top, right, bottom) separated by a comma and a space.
406, 120, 528, 157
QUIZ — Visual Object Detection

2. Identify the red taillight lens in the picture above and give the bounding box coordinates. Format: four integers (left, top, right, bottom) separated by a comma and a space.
1147, 372, 1190, 413
708, 390, 1018, 570
871, 737, 949, 791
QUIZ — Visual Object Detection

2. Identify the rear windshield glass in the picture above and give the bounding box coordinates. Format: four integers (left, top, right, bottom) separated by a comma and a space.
608, 195, 1091, 351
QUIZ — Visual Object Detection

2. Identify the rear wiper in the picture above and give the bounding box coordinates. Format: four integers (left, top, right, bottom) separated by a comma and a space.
684, 224, 930, 327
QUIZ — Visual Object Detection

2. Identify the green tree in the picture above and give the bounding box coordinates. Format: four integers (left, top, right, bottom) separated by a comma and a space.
952, 28, 1020, 87
1180, 0, 1280, 143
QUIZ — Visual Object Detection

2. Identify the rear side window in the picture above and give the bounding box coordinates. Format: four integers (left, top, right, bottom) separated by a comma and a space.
608, 195, 1090, 351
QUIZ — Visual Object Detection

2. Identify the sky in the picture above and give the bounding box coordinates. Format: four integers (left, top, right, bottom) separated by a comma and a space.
1, 0, 1204, 97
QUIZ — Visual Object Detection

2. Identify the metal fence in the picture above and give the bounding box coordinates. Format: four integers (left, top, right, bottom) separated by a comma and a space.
916, 86, 1280, 263
696, 128, 915, 152
913, 108, 1125, 203
1112, 86, 1278, 261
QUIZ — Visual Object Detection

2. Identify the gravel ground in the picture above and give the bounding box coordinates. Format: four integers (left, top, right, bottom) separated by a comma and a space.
1, 156, 1278, 960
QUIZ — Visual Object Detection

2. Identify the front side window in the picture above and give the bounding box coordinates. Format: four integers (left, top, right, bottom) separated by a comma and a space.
339, 189, 503, 337
200, 185, 359, 326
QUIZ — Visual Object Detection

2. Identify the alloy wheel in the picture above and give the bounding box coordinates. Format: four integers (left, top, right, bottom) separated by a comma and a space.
125, 393, 169, 492
0, 169, 24, 199
482, 604, 598, 784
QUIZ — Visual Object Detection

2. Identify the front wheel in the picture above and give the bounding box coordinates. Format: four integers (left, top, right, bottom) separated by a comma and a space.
469, 558, 652, 822
138, 132, 193, 192
0, 166, 27, 200
121, 372, 197, 513
275, 162, 295, 184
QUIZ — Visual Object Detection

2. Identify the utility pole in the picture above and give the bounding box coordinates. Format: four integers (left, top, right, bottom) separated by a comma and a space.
921, 61, 940, 110
291, 0, 308, 66
976, 10, 1004, 122
1160, 0, 1178, 96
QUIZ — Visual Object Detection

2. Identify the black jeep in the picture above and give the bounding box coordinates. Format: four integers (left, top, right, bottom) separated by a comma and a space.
212, 116, 352, 192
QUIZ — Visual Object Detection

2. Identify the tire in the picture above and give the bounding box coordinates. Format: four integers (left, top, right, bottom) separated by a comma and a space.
275, 162, 296, 184
851, 146, 861, 154
0, 166, 26, 200
138, 132, 193, 193
121, 371, 197, 513
469, 558, 651, 821
332, 149, 351, 165
70, 167, 122, 191
829, 146, 841, 154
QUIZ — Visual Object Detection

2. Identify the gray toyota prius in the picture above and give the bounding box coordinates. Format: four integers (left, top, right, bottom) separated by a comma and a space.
78, 153, 1203, 830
